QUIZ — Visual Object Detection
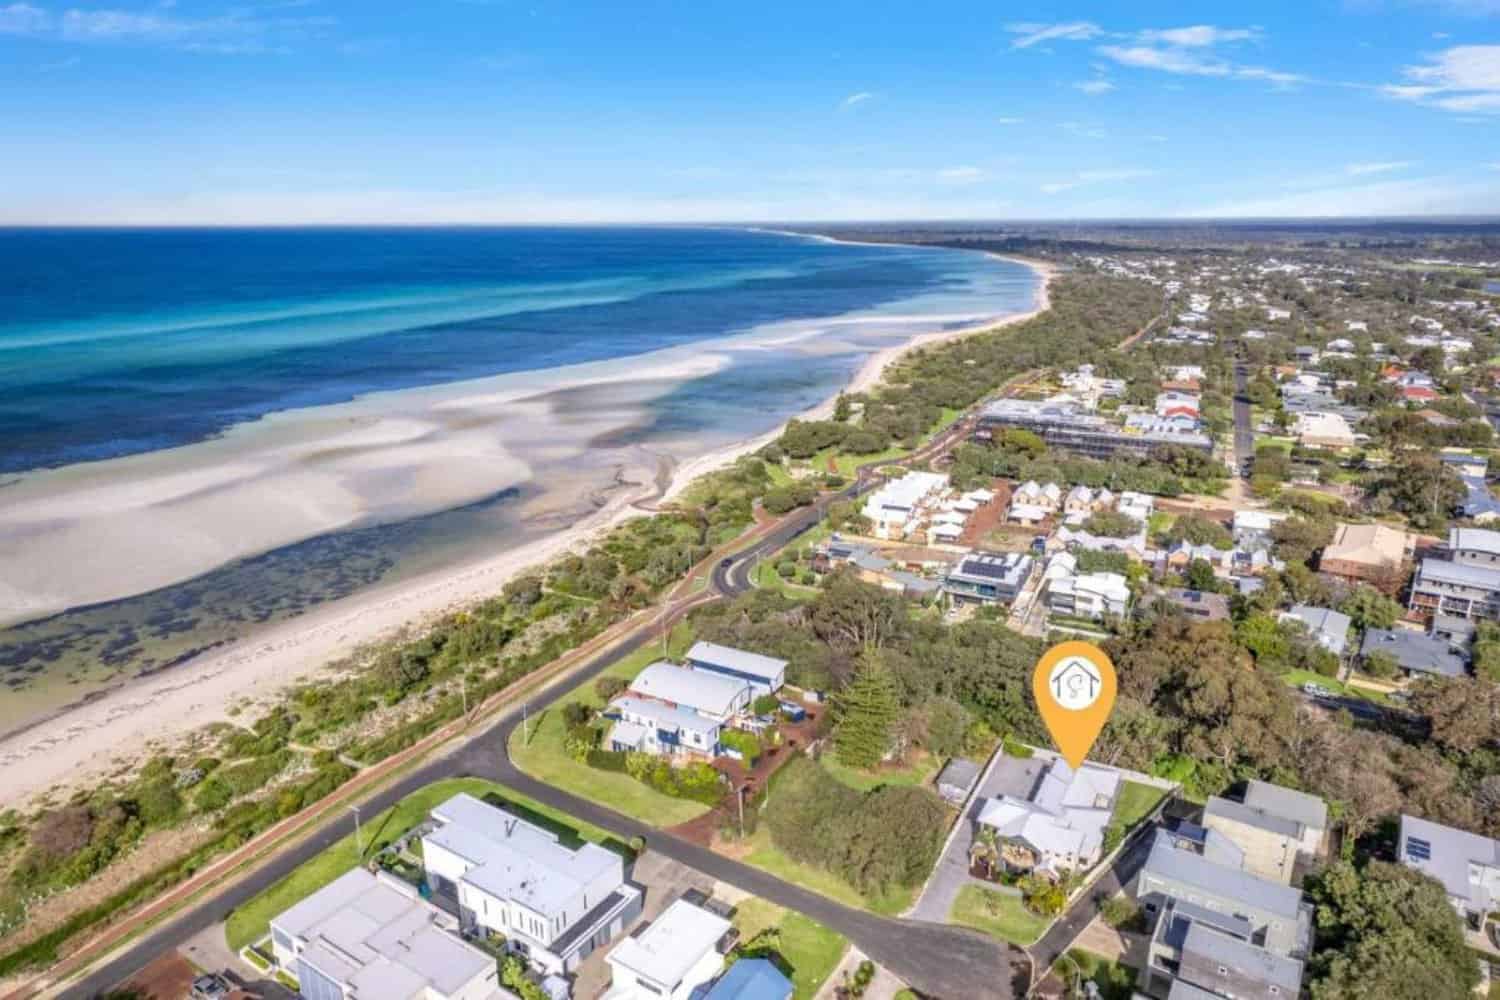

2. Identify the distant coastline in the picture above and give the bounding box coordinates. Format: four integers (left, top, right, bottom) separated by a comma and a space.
0, 236, 1048, 808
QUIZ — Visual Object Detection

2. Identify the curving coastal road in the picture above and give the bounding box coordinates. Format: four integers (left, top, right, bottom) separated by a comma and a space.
55, 409, 1030, 1000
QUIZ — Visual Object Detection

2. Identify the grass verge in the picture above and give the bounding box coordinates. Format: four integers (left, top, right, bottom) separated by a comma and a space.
225, 777, 631, 951
949, 884, 1048, 947
730, 897, 848, 1000
506, 625, 711, 828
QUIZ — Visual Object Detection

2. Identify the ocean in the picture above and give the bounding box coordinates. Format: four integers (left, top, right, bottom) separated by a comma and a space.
0, 226, 1037, 733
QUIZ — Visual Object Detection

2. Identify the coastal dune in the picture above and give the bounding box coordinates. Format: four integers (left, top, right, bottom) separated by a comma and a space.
0, 253, 1050, 810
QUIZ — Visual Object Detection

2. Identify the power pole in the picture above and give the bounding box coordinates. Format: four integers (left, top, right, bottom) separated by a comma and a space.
349, 805, 363, 858
522, 702, 529, 744
460, 674, 468, 718
737, 786, 745, 838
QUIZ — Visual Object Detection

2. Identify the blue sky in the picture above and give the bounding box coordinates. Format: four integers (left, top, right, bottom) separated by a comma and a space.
1, 0, 1497, 223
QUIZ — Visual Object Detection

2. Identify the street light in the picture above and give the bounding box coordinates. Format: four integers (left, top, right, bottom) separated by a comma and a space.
349, 805, 363, 858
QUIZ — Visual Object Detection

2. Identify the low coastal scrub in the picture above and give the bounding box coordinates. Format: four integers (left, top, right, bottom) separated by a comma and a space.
762, 756, 946, 903
764, 273, 1163, 473
0, 467, 760, 969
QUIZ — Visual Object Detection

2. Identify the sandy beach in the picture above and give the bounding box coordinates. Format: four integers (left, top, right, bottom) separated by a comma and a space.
0, 253, 1052, 811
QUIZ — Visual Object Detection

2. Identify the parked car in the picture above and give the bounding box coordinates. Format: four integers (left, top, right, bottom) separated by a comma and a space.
191, 975, 232, 1000
1302, 682, 1333, 697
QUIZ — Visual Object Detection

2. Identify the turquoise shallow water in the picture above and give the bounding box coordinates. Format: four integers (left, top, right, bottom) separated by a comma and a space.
0, 226, 1032, 472
0, 227, 1036, 732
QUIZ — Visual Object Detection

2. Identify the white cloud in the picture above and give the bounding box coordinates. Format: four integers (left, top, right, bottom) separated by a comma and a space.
1137, 25, 1260, 47
1075, 79, 1115, 94
841, 91, 873, 107
1096, 23, 1303, 89
996, 116, 1025, 124
0, 4, 330, 50
0, 2, 48, 33
936, 165, 985, 183
1345, 160, 1413, 175
1385, 46, 1500, 113
1006, 21, 1101, 49
1099, 44, 1230, 76
1041, 168, 1155, 194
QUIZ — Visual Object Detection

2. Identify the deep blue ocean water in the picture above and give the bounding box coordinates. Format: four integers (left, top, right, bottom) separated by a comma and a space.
0, 226, 1032, 473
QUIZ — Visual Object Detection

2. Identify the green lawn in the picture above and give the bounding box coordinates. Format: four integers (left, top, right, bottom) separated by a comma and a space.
949, 884, 1049, 946
1111, 781, 1167, 831
1063, 949, 1139, 1000
225, 777, 631, 950
1279, 669, 1391, 705
818, 750, 941, 793
753, 560, 820, 599
506, 623, 710, 828
730, 898, 848, 1000
741, 827, 915, 917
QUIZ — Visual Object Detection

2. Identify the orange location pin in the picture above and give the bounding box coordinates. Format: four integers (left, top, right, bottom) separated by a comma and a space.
1032, 640, 1117, 769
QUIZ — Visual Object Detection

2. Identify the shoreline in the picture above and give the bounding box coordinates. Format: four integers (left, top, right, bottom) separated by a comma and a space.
0, 250, 1053, 811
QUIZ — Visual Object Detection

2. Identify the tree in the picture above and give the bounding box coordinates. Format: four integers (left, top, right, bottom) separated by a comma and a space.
1472, 621, 1500, 683
1361, 650, 1400, 680
1339, 585, 1401, 631
1305, 860, 1479, 1000
1236, 614, 1291, 671
810, 573, 908, 653
833, 654, 902, 769
1408, 678, 1500, 755
1082, 510, 1140, 538
1271, 516, 1334, 566
1165, 514, 1233, 550
920, 696, 972, 758
595, 675, 627, 701
1184, 558, 1220, 593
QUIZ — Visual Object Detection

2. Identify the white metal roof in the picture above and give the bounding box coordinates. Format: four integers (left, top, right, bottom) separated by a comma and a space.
271, 868, 497, 1000
425, 793, 620, 920
685, 641, 788, 683
607, 899, 730, 990
630, 661, 750, 716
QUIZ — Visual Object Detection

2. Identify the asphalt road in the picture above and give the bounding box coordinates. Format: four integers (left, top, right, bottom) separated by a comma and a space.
63, 423, 1033, 1000
1233, 362, 1254, 479
1027, 821, 1156, 974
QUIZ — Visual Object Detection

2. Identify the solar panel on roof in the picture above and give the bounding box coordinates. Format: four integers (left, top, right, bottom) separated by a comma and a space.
1406, 836, 1432, 861
964, 559, 1010, 579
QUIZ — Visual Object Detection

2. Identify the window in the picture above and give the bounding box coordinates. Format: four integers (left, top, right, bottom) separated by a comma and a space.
1406, 836, 1433, 861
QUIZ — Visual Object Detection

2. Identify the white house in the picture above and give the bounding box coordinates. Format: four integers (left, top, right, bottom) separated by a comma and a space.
608, 697, 722, 758
859, 471, 948, 540
421, 793, 641, 976
269, 868, 516, 1000
1117, 491, 1155, 525
683, 641, 787, 696
602, 899, 732, 1000
1399, 814, 1500, 928
628, 662, 751, 722
1047, 570, 1131, 620
977, 759, 1122, 876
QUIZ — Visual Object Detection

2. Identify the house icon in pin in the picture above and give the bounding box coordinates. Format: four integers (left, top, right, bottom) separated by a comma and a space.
1049, 657, 1101, 710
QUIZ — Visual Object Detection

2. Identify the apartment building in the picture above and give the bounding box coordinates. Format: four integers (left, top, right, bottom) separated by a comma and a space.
975, 399, 1212, 460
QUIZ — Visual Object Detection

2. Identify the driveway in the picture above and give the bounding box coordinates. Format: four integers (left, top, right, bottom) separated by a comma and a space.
909, 753, 1045, 922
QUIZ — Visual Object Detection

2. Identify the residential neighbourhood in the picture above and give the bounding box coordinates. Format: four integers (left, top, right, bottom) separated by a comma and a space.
22, 231, 1500, 1000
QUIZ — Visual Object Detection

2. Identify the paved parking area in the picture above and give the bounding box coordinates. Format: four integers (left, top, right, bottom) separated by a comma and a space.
571, 851, 722, 999
909, 753, 1045, 922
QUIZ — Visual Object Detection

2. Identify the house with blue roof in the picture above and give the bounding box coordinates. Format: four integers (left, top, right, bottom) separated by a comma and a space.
701, 959, 794, 1000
